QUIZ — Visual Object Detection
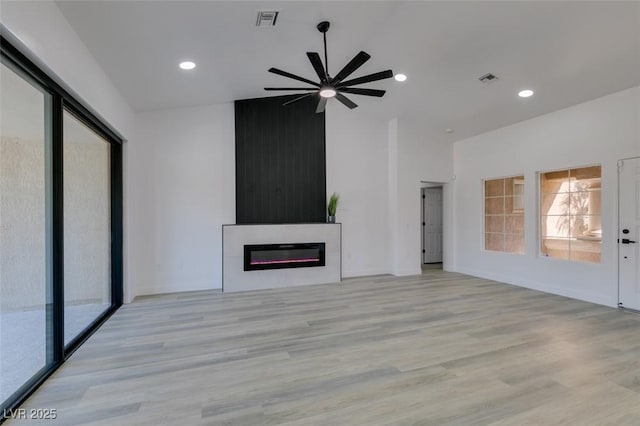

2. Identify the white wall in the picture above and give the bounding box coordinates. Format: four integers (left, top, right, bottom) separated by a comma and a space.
130, 101, 452, 295
392, 118, 454, 275
453, 87, 640, 307
132, 101, 418, 294
132, 104, 235, 295
324, 106, 456, 280
1, 0, 137, 301
326, 105, 390, 277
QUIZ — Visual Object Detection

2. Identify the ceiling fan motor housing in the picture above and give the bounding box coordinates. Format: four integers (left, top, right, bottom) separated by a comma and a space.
317, 21, 330, 33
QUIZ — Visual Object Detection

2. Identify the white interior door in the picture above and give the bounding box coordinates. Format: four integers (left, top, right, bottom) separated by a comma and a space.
422, 187, 443, 263
619, 158, 640, 310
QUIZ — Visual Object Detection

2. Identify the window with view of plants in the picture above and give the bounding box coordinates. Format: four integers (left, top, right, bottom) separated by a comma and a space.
484, 176, 525, 254
540, 165, 601, 263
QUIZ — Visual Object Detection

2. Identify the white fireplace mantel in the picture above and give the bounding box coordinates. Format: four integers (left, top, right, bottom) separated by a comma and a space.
222, 223, 341, 292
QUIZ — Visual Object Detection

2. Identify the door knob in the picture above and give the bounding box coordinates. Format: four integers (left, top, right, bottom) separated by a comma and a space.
621, 238, 636, 244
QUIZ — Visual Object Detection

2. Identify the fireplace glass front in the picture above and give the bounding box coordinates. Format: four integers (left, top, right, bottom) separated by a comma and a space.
244, 243, 326, 271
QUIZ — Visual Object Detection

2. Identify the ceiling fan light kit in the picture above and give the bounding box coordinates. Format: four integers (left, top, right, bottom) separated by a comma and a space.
265, 21, 394, 112
319, 88, 336, 98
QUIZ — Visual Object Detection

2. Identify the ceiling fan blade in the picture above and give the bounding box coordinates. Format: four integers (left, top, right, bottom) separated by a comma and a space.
282, 93, 314, 106
335, 92, 358, 109
331, 51, 371, 85
337, 70, 394, 88
315, 97, 327, 113
307, 52, 328, 83
340, 87, 386, 97
264, 87, 318, 91
269, 67, 321, 87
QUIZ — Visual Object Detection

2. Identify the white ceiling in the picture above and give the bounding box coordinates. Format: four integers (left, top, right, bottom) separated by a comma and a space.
56, 1, 640, 141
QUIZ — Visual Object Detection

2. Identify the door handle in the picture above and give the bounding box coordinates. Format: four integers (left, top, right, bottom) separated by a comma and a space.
620, 238, 636, 244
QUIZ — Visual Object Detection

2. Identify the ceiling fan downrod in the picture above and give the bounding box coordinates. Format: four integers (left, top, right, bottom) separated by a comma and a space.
317, 21, 330, 78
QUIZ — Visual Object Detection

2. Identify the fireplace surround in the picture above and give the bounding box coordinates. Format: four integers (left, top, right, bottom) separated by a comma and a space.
222, 223, 341, 292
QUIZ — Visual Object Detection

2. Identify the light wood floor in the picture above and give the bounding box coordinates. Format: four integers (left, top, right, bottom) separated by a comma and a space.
10, 271, 640, 425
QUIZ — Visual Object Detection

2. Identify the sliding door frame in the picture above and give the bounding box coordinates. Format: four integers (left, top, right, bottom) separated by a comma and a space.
1, 34, 123, 417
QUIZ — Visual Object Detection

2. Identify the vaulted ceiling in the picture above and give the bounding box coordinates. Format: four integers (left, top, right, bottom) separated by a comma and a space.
56, 1, 640, 140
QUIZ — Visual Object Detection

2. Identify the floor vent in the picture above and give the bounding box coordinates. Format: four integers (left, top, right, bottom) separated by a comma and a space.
256, 11, 279, 27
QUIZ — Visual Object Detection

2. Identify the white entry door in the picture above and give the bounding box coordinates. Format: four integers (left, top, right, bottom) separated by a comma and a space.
619, 158, 640, 311
422, 187, 443, 263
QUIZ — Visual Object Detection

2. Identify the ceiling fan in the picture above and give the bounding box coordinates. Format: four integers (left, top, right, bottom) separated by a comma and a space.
265, 21, 394, 113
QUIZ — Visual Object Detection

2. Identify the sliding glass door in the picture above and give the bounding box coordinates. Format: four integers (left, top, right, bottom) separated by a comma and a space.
0, 61, 53, 405
1, 34, 123, 414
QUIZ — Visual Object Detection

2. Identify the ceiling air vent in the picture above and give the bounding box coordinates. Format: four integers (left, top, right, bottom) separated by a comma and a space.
478, 73, 499, 83
256, 11, 279, 27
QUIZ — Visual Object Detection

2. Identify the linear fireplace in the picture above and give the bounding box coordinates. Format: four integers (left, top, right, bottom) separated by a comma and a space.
223, 224, 340, 292
244, 242, 326, 271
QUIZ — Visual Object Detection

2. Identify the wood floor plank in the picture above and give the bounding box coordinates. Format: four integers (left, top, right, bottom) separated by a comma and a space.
8, 271, 640, 425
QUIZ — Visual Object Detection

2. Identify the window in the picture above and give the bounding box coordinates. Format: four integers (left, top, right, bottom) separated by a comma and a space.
540, 165, 601, 263
484, 176, 525, 254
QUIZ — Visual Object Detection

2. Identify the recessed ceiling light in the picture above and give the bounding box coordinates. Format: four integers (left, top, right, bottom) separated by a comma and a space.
319, 88, 337, 98
445, 128, 454, 134
394, 73, 407, 82
518, 89, 534, 98
179, 61, 196, 70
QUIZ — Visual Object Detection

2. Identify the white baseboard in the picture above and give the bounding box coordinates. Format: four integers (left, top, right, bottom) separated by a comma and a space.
135, 280, 220, 298
342, 268, 389, 278
453, 266, 617, 308
392, 268, 423, 277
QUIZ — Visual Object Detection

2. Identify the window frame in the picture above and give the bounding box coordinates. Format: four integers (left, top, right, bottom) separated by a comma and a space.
482, 174, 526, 255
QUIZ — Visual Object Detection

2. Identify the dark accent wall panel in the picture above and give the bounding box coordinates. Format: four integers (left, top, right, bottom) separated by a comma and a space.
235, 95, 326, 224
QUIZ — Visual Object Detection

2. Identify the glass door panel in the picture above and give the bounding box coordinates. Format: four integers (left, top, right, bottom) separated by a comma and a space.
63, 111, 111, 346
0, 61, 53, 404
